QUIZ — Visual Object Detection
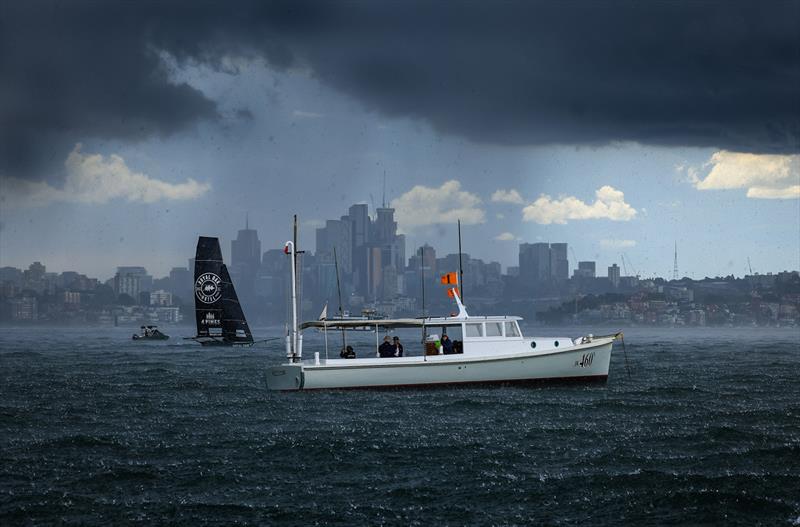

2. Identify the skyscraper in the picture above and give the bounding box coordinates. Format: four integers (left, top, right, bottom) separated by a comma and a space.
550, 243, 569, 281
348, 204, 370, 294
519, 242, 569, 284
315, 218, 352, 275
519, 242, 551, 285
372, 207, 397, 245
231, 216, 261, 292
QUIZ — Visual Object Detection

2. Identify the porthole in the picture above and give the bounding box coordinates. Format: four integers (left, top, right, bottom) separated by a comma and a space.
530, 341, 537, 349
554, 340, 559, 347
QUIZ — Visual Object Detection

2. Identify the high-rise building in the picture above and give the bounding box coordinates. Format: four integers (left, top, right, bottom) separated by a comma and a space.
231, 217, 261, 291
550, 243, 569, 281
114, 266, 152, 298
347, 204, 370, 295
366, 246, 383, 300
418, 244, 437, 275
256, 249, 289, 299
575, 261, 596, 278
519, 242, 569, 284
372, 207, 397, 245
168, 267, 192, 302
608, 263, 621, 288
519, 243, 550, 285
348, 204, 370, 249
315, 218, 352, 275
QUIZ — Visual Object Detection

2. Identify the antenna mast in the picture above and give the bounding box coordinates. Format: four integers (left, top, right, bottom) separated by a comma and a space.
420, 247, 426, 317
457, 219, 464, 305
672, 241, 679, 280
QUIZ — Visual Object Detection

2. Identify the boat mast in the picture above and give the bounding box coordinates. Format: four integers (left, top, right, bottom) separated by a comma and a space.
333, 246, 347, 350
284, 215, 299, 362
420, 246, 426, 317
457, 219, 464, 305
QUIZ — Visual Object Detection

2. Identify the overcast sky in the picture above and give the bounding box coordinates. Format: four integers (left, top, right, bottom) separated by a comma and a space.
1, 0, 798, 281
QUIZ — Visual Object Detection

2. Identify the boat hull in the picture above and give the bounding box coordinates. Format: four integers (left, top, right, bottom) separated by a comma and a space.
266, 339, 613, 391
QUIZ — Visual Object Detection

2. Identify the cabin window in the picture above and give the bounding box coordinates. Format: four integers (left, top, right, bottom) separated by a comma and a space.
465, 323, 483, 337
505, 321, 520, 337
485, 322, 502, 337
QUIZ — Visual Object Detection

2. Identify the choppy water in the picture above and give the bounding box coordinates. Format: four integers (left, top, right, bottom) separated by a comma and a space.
1, 325, 799, 525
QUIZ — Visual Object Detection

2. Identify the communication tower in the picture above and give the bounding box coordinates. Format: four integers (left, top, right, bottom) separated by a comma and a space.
672, 241, 679, 280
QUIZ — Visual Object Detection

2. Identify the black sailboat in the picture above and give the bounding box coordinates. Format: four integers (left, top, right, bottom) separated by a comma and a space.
190, 236, 254, 346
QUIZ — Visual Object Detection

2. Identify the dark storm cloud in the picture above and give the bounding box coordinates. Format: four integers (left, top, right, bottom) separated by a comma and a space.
2, 1, 798, 180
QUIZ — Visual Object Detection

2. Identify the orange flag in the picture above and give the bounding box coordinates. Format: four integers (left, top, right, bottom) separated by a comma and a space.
447, 287, 460, 298
440, 272, 457, 285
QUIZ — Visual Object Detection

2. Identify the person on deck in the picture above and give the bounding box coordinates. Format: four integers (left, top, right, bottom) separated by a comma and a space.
441, 334, 455, 355
340, 345, 355, 359
392, 336, 404, 357
378, 335, 395, 358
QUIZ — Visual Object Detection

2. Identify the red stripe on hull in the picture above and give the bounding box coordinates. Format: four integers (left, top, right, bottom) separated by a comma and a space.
293, 374, 609, 391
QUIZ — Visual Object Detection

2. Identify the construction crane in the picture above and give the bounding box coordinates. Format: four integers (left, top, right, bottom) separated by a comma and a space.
621, 253, 640, 278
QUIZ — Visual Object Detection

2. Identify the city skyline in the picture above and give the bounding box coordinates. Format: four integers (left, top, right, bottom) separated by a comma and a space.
4, 202, 797, 286
1, 2, 798, 283
3, 183, 798, 327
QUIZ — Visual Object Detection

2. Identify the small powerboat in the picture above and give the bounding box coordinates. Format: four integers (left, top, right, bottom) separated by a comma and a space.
132, 325, 169, 341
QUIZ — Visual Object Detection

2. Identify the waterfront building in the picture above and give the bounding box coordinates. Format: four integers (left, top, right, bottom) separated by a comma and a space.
149, 289, 173, 306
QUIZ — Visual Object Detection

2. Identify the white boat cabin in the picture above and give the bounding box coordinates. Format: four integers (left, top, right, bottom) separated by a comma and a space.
298, 314, 576, 365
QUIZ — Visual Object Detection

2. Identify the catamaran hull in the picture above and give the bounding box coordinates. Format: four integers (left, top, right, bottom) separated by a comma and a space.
266, 340, 613, 391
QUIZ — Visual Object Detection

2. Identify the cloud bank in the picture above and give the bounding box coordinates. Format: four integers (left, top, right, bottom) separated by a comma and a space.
391, 180, 485, 231
1, 145, 210, 208
522, 186, 637, 225
2, 1, 798, 183
686, 151, 799, 199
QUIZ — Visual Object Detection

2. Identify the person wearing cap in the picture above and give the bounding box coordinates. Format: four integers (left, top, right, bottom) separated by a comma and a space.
378, 335, 395, 358
392, 336, 404, 357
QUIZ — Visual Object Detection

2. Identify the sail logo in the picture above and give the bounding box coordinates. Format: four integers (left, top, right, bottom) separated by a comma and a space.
195, 273, 222, 304
203, 312, 220, 326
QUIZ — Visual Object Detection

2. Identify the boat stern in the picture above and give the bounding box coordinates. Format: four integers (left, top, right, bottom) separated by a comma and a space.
265, 364, 304, 391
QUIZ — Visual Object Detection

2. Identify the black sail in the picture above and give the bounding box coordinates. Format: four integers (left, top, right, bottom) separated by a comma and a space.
193, 236, 253, 345
194, 237, 225, 339
219, 264, 253, 344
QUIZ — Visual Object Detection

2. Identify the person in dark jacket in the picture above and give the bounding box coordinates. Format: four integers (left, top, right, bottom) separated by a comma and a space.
378, 335, 395, 358
340, 345, 355, 359
392, 336, 404, 357
441, 334, 455, 354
